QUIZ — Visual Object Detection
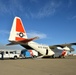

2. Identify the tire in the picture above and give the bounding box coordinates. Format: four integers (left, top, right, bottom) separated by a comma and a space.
58, 55, 62, 58
33, 55, 37, 58
14, 56, 17, 60
51, 55, 55, 58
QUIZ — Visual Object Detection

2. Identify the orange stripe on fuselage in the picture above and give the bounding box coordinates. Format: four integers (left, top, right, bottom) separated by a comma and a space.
15, 37, 25, 41
28, 50, 33, 56
16, 18, 25, 33
61, 50, 66, 56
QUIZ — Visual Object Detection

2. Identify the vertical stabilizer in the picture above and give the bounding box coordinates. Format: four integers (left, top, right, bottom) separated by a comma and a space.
9, 17, 27, 42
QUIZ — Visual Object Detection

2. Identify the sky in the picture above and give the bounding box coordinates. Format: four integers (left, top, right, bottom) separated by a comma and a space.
0, 0, 76, 53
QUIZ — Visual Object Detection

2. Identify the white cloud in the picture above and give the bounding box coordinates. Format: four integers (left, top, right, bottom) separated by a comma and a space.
27, 31, 47, 39
0, 30, 9, 35
30, 0, 38, 3
68, 15, 76, 20
0, 30, 47, 39
30, 0, 61, 18
71, 16, 76, 19
0, 0, 61, 18
0, 43, 23, 50
0, 0, 24, 15
68, 0, 72, 7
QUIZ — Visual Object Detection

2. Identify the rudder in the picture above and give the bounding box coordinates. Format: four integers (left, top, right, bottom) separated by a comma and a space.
9, 17, 27, 42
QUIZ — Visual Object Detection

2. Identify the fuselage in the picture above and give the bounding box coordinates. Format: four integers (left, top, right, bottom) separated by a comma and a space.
21, 41, 55, 56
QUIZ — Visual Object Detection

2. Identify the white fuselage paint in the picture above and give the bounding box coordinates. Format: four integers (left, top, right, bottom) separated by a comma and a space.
27, 41, 55, 56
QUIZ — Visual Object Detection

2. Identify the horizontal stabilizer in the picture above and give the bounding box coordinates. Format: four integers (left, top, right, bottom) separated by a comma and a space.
6, 42, 18, 46
7, 36, 39, 46
18, 36, 39, 43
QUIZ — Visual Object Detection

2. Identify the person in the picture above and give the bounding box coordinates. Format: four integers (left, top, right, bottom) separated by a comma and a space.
1, 51, 4, 60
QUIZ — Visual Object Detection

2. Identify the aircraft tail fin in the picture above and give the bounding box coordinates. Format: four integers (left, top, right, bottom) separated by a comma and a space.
9, 17, 28, 42
7, 17, 39, 46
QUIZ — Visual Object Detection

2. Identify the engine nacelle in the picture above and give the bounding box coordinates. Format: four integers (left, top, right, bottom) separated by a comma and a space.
63, 46, 70, 51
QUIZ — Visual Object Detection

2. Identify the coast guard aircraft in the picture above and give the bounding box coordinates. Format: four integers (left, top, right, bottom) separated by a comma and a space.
7, 17, 76, 58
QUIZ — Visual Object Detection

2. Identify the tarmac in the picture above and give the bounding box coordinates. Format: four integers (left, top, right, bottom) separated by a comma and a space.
0, 56, 76, 75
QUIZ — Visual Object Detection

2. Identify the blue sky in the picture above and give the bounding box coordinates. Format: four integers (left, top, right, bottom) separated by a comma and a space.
0, 0, 76, 53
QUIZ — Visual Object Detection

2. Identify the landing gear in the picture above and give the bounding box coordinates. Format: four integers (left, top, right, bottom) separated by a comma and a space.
58, 55, 62, 58
58, 55, 65, 58
51, 55, 55, 58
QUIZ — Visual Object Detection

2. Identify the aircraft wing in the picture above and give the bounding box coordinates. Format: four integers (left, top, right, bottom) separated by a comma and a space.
49, 43, 76, 49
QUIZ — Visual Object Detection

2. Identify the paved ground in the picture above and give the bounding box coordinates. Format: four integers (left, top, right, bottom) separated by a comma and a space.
0, 56, 76, 75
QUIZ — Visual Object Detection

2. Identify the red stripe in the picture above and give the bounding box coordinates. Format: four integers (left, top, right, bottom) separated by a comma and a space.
15, 37, 25, 41
61, 50, 66, 56
16, 18, 25, 33
28, 50, 33, 56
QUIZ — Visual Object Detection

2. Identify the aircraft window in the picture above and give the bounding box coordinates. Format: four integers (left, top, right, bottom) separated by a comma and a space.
43, 47, 47, 49
38, 46, 42, 48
